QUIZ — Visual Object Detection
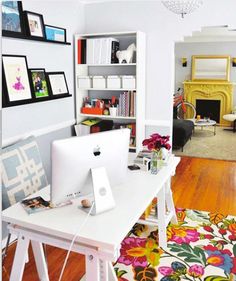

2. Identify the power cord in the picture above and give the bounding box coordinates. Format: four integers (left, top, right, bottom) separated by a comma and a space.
58, 201, 95, 281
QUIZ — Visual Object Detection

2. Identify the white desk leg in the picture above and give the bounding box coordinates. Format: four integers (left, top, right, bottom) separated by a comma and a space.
100, 261, 118, 281
165, 179, 178, 225
10, 235, 29, 281
31, 241, 49, 281
157, 186, 167, 250
85, 254, 100, 281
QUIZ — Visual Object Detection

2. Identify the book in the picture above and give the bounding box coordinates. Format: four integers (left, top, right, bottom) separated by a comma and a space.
75, 118, 101, 136
21, 196, 51, 214
21, 196, 73, 214
77, 39, 87, 64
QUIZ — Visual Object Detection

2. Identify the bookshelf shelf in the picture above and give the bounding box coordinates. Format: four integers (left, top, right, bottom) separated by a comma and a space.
78, 63, 136, 67
74, 31, 146, 152
78, 88, 136, 91
80, 113, 136, 120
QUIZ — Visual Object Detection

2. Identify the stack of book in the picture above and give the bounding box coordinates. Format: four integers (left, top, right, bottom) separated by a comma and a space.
77, 37, 120, 64
75, 119, 113, 136
118, 91, 136, 117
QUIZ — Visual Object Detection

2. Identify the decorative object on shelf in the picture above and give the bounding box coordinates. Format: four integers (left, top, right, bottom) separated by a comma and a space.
47, 72, 69, 97
182, 57, 187, 67
29, 68, 50, 99
45, 25, 66, 43
2, 1, 25, 37
109, 107, 117, 117
116, 43, 136, 64
161, 0, 203, 18
232, 58, 236, 67
2, 54, 33, 107
24, 11, 45, 38
142, 133, 171, 174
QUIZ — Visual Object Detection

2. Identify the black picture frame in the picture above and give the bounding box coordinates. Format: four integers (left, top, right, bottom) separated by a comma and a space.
2, 1, 25, 37
2, 54, 33, 107
24, 11, 45, 39
45, 25, 66, 43
46, 72, 70, 98
29, 68, 51, 100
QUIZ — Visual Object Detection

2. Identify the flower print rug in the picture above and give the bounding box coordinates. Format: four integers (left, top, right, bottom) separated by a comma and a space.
114, 208, 236, 281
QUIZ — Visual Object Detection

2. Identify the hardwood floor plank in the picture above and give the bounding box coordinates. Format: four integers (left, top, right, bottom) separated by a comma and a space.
3, 156, 236, 281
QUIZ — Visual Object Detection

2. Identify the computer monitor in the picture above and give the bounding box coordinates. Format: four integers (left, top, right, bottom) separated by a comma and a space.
51, 128, 130, 206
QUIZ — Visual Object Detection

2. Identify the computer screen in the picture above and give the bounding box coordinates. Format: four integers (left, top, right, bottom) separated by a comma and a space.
51, 128, 130, 205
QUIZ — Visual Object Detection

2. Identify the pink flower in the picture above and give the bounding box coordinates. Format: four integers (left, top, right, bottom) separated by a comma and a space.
167, 226, 200, 244
142, 133, 171, 151
158, 266, 174, 276
188, 264, 204, 277
117, 237, 147, 267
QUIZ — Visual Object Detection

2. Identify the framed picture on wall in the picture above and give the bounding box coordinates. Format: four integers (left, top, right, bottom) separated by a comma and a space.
24, 11, 45, 38
2, 1, 25, 37
47, 72, 70, 97
29, 69, 50, 99
2, 55, 33, 107
45, 25, 66, 43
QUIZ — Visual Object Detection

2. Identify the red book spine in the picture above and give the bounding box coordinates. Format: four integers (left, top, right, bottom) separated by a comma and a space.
77, 39, 82, 64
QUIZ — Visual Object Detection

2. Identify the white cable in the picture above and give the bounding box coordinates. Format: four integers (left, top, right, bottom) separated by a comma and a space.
58, 201, 95, 281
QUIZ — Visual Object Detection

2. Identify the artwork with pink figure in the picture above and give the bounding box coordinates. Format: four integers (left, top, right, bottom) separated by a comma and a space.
12, 68, 25, 91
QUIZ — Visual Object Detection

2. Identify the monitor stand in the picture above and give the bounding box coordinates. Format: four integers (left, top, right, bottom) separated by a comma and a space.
81, 167, 116, 215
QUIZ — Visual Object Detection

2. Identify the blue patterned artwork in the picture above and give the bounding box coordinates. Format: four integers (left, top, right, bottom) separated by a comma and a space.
2, 1, 22, 33
2, 136, 48, 209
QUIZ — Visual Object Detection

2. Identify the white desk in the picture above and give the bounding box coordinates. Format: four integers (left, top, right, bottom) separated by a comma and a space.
2, 156, 180, 281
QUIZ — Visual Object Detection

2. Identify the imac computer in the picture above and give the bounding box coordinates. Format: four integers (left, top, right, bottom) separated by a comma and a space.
51, 128, 130, 214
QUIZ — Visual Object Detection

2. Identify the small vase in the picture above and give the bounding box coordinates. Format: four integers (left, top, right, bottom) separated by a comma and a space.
150, 150, 161, 174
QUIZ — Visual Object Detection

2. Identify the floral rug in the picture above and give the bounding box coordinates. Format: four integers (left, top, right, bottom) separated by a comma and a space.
114, 208, 236, 281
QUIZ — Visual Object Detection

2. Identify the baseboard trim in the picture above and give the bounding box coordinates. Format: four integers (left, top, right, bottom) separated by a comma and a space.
2, 119, 76, 147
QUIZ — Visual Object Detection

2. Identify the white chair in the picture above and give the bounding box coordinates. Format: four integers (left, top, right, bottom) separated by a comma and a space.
223, 114, 236, 132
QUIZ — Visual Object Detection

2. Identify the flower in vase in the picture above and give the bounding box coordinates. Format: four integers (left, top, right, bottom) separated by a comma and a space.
142, 133, 171, 152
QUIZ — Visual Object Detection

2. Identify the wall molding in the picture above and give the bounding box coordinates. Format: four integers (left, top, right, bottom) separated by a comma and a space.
145, 119, 171, 127
3, 119, 76, 147
2, 118, 171, 147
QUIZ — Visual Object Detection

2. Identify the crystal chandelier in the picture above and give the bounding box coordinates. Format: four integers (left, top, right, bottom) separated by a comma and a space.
161, 0, 203, 18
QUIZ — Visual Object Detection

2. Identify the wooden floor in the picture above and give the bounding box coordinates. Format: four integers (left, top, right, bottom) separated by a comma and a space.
2, 156, 236, 281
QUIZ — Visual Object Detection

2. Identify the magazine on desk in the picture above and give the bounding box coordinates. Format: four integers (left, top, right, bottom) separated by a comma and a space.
21, 196, 72, 214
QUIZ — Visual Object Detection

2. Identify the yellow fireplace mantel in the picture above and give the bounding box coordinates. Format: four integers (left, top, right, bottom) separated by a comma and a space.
183, 81, 233, 126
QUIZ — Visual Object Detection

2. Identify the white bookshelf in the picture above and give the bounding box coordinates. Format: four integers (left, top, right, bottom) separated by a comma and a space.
74, 31, 146, 152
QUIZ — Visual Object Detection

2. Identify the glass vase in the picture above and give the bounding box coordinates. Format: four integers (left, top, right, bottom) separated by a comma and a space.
150, 150, 161, 174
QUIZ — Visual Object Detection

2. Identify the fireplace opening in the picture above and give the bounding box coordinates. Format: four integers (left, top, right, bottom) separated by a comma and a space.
196, 99, 220, 123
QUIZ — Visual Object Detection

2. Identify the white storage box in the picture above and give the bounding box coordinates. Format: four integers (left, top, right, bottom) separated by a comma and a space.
77, 76, 91, 89
92, 76, 106, 89
107, 76, 121, 89
122, 75, 136, 89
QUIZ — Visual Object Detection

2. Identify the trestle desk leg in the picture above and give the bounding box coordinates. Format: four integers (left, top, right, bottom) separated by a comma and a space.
165, 178, 178, 225
10, 235, 29, 281
157, 186, 167, 250
85, 254, 100, 281
31, 241, 49, 281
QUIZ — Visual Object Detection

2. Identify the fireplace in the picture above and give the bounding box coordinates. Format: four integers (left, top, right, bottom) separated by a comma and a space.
183, 81, 233, 126
196, 99, 220, 123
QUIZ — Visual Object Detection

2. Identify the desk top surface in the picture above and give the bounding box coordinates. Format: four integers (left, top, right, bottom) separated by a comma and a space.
2, 156, 180, 253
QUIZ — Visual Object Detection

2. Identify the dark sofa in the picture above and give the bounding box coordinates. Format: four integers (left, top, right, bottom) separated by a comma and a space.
172, 107, 194, 151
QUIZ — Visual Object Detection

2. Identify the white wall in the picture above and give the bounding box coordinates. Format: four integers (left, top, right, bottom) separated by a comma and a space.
175, 41, 236, 107
2, 0, 85, 141
84, 0, 236, 134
